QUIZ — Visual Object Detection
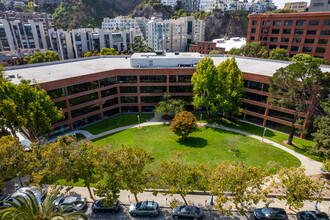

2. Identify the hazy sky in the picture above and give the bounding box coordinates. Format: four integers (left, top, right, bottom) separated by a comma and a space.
272, 0, 310, 9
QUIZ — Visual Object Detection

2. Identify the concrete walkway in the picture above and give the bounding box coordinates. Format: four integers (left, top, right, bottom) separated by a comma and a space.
82, 121, 324, 176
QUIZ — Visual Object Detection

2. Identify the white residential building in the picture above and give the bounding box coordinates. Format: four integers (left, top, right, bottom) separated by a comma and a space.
102, 16, 148, 39
161, 0, 178, 8
183, 0, 201, 12
146, 16, 205, 52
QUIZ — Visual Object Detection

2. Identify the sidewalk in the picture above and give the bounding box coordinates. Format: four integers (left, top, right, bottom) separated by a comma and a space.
48, 186, 330, 215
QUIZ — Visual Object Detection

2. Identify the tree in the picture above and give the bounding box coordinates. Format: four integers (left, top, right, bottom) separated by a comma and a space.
273, 167, 323, 210
117, 146, 154, 202
154, 93, 185, 118
0, 189, 87, 220
216, 57, 244, 116
191, 57, 220, 115
24, 51, 60, 64
9, 57, 27, 66
269, 48, 288, 60
310, 100, 330, 157
324, 160, 330, 172
130, 36, 154, 53
269, 62, 327, 145
291, 53, 313, 63
241, 42, 268, 58
98, 48, 119, 56
209, 161, 270, 216
82, 49, 99, 57
0, 136, 27, 191
170, 111, 197, 140
155, 152, 208, 205
227, 47, 241, 55
209, 50, 220, 55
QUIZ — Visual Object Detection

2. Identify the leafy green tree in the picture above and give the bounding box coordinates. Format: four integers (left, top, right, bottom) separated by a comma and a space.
209, 50, 220, 55
269, 62, 327, 145
228, 47, 241, 55
98, 48, 119, 56
155, 152, 208, 205
310, 100, 330, 157
273, 167, 323, 210
0, 136, 27, 191
241, 42, 268, 58
170, 111, 197, 140
154, 93, 185, 117
209, 161, 270, 216
291, 53, 313, 63
269, 48, 288, 60
130, 36, 154, 53
83, 51, 93, 57
82, 49, 98, 57
324, 160, 330, 172
191, 57, 220, 115
0, 189, 87, 220
217, 57, 244, 116
24, 51, 60, 64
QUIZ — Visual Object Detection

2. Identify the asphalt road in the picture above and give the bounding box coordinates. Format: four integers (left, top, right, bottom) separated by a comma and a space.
84, 203, 299, 220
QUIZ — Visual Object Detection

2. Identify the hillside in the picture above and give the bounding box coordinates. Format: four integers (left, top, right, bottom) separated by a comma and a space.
53, 0, 143, 30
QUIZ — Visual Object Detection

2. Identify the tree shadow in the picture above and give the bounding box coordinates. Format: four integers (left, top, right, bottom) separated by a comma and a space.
177, 137, 208, 148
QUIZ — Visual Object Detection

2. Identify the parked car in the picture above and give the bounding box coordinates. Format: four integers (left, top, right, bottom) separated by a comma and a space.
297, 211, 329, 220
92, 199, 120, 213
3, 187, 46, 206
254, 207, 288, 219
54, 196, 86, 212
129, 201, 159, 217
172, 205, 204, 219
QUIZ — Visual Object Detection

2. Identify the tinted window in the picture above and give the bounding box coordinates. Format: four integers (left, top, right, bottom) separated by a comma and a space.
284, 20, 292, 26
48, 88, 66, 99
320, 30, 330, 35
316, 47, 326, 53
67, 81, 98, 95
318, 39, 328, 44
296, 20, 306, 26
304, 39, 314, 44
140, 86, 166, 93
120, 86, 137, 93
271, 29, 280, 34
302, 47, 312, 52
309, 20, 319, 26
281, 38, 289, 43
252, 20, 257, 25
307, 30, 317, 35
140, 75, 167, 83
323, 20, 330, 26
282, 29, 291, 34
292, 38, 301, 43
273, 20, 281, 26
251, 28, 256, 33
100, 77, 117, 87
294, 29, 304, 35
117, 76, 137, 83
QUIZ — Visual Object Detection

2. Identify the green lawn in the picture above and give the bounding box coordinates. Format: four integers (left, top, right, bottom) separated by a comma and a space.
93, 125, 301, 170
193, 114, 322, 162
83, 113, 154, 135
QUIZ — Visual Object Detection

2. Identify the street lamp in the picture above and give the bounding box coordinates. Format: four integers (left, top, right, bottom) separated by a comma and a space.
314, 179, 326, 211
137, 115, 141, 129
199, 113, 203, 127
261, 127, 267, 143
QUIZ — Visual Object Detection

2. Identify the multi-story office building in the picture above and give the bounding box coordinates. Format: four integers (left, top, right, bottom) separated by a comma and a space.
146, 17, 205, 52
161, 0, 178, 8
48, 28, 137, 60
0, 11, 54, 36
284, 2, 308, 12
247, 12, 330, 61
309, 0, 330, 12
0, 19, 48, 51
102, 16, 148, 39
5, 52, 329, 138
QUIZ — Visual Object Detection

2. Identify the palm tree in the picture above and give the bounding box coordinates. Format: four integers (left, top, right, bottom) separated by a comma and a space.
0, 189, 87, 220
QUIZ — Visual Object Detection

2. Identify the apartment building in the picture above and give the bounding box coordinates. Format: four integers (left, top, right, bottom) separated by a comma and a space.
247, 12, 330, 61
309, 0, 330, 12
284, 2, 308, 12
48, 28, 137, 60
146, 17, 205, 52
102, 16, 148, 39
5, 53, 329, 138
183, 0, 201, 12
0, 19, 48, 51
161, 0, 178, 8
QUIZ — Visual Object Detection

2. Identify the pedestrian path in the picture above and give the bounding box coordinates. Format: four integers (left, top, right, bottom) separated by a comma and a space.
81, 121, 324, 176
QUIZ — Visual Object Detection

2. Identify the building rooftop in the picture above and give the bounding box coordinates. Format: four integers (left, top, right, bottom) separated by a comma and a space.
212, 37, 246, 52
4, 54, 330, 85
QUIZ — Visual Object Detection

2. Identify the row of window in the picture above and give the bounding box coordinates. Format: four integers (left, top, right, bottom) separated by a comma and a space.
252, 28, 330, 36
47, 75, 193, 99
268, 44, 326, 53
252, 19, 330, 27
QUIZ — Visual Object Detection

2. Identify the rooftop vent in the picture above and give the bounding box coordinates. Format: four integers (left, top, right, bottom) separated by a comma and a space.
174, 51, 180, 55
155, 50, 165, 56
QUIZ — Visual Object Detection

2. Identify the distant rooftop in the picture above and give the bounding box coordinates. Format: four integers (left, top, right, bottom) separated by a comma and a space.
5, 53, 330, 86
212, 37, 246, 51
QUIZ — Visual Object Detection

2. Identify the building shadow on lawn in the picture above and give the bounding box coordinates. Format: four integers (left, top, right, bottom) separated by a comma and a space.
177, 137, 208, 148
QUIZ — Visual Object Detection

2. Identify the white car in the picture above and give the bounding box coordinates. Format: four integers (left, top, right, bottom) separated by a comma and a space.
3, 187, 46, 206
54, 196, 86, 212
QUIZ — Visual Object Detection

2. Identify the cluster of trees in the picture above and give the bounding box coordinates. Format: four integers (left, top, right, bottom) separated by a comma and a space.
129, 36, 154, 53
0, 68, 64, 140
24, 51, 61, 64
0, 134, 325, 215
228, 42, 330, 64
82, 48, 120, 57
192, 56, 245, 117
154, 93, 185, 119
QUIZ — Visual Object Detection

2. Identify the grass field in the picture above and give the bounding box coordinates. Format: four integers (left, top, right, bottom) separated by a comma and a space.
83, 113, 154, 135
193, 113, 322, 162
93, 125, 301, 170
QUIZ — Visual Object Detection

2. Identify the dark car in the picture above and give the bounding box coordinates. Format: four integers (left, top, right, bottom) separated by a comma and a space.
129, 201, 159, 217
297, 211, 329, 220
172, 205, 204, 219
92, 199, 120, 213
254, 207, 288, 219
